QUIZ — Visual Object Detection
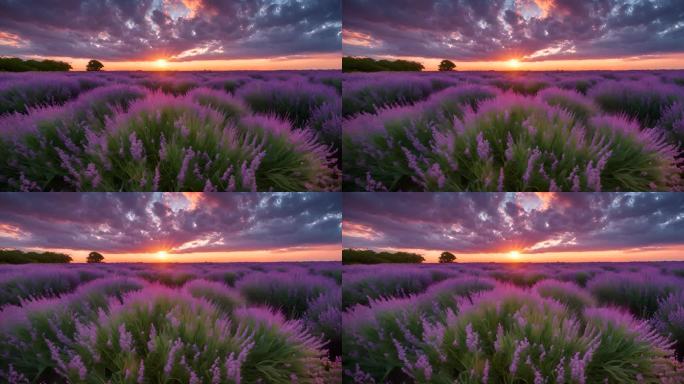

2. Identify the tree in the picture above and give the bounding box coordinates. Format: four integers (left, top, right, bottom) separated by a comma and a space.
438, 59, 456, 71
86, 60, 104, 71
0, 249, 72, 263
342, 249, 425, 264
342, 56, 424, 72
439, 251, 456, 263
0, 57, 71, 72
87, 251, 104, 263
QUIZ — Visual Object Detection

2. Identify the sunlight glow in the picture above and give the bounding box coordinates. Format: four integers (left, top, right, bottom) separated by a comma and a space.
157, 251, 168, 260
155, 59, 168, 68
508, 250, 521, 260
508, 59, 521, 68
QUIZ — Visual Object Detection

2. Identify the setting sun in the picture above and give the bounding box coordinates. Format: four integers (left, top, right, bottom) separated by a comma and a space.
507, 59, 520, 68
156, 250, 168, 260
508, 251, 521, 260
155, 59, 168, 68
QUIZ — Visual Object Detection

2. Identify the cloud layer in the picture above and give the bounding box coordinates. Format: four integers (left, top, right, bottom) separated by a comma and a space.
0, 0, 341, 61
0, 193, 341, 254
343, 0, 684, 61
343, 193, 684, 254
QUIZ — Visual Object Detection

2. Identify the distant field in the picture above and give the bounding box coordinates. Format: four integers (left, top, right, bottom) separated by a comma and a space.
342, 262, 684, 383
0, 71, 341, 191
342, 71, 684, 191
0, 262, 341, 383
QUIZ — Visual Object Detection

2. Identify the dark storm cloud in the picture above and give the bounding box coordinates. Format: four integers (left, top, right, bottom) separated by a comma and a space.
0, 192, 342, 253
343, 193, 684, 254
343, 0, 684, 61
0, 0, 341, 61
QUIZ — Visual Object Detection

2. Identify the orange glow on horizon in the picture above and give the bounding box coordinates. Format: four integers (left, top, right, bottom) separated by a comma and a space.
366, 53, 684, 71
508, 59, 521, 68
374, 246, 684, 263
29, 245, 341, 263
32, 53, 341, 71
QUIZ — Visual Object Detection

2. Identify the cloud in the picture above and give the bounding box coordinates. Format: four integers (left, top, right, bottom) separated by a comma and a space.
342, 0, 684, 61
343, 193, 684, 255
0, 0, 341, 61
0, 192, 342, 254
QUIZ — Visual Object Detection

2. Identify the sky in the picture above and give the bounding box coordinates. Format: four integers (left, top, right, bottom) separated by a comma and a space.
343, 193, 684, 263
0, 0, 341, 70
0, 192, 342, 263
343, 0, 684, 70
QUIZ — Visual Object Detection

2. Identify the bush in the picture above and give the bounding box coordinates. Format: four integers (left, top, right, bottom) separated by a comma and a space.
342, 267, 449, 308
588, 272, 681, 318
237, 272, 337, 318
590, 80, 682, 128
58, 287, 331, 383
343, 93, 682, 191
0, 77, 85, 115
0, 278, 145, 382
653, 291, 684, 360
342, 76, 435, 117
400, 288, 676, 383
237, 80, 337, 129
0, 269, 101, 307
534, 279, 596, 314
342, 278, 494, 382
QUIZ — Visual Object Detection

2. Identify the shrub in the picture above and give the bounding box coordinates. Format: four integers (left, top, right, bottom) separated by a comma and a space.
237, 80, 337, 128
534, 279, 596, 314
342, 76, 435, 117
237, 272, 336, 318
343, 93, 682, 191
0, 77, 86, 115
0, 278, 145, 382
653, 291, 684, 359
0, 269, 102, 307
588, 272, 681, 318
342, 267, 449, 308
304, 289, 342, 357
342, 278, 493, 382
590, 80, 682, 128
58, 287, 331, 383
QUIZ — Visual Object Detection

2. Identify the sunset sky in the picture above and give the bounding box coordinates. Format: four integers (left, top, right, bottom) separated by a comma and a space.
0, 193, 342, 263
0, 0, 341, 70
343, 0, 684, 70
343, 193, 684, 263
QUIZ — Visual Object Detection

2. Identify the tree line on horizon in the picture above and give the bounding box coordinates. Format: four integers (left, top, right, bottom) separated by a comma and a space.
0, 249, 105, 263
342, 248, 457, 264
0, 57, 105, 72
342, 56, 457, 72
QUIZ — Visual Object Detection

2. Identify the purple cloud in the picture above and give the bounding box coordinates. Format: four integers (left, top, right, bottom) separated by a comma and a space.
0, 192, 341, 253
0, 0, 341, 61
343, 193, 684, 254
343, 0, 684, 61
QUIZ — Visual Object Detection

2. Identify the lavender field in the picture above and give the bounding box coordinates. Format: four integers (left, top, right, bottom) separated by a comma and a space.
342, 71, 684, 191
0, 262, 341, 383
0, 71, 341, 191
343, 262, 684, 383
